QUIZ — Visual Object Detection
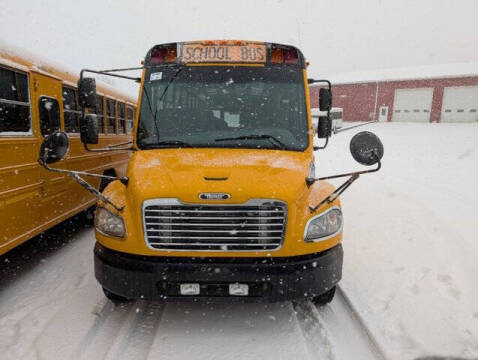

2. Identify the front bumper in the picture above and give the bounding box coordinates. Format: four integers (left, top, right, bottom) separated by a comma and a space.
94, 242, 343, 303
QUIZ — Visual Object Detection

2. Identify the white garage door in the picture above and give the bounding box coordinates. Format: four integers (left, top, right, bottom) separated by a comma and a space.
441, 86, 478, 123
391, 88, 434, 122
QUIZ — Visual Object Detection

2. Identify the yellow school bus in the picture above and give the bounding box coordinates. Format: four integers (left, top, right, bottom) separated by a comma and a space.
0, 47, 136, 255
40, 40, 384, 304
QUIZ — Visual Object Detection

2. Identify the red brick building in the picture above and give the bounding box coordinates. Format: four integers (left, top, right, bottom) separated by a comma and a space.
309, 75, 478, 123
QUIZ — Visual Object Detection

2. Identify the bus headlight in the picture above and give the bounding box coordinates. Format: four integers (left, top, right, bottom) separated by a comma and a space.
304, 207, 343, 242
95, 207, 125, 238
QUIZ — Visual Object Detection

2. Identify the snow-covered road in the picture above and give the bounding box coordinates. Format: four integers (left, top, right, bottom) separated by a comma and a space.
1, 123, 477, 360
0, 223, 382, 360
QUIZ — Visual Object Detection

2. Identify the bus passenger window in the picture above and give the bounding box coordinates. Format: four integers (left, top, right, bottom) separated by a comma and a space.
106, 98, 116, 134
96, 95, 105, 134
0, 67, 31, 133
62, 87, 80, 133
126, 106, 134, 133
118, 102, 126, 134
39, 96, 60, 135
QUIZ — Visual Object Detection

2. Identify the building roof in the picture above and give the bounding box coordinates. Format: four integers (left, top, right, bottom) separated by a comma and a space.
323, 62, 478, 85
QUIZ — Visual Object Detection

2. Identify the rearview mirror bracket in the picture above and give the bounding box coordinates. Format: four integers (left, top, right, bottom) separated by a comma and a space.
38, 132, 128, 212
38, 157, 127, 212
309, 79, 332, 150
307, 156, 381, 212
77, 67, 142, 153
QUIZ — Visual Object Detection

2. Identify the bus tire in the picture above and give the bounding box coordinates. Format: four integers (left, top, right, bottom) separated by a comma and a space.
312, 286, 336, 305
103, 287, 131, 304
84, 206, 95, 226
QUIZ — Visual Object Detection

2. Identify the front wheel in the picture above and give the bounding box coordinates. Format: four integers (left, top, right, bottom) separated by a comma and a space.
312, 286, 336, 305
103, 287, 131, 304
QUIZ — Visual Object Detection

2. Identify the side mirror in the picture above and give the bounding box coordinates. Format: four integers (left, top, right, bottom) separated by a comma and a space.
39, 131, 70, 164
78, 77, 97, 108
319, 88, 332, 111
317, 116, 332, 138
80, 114, 99, 145
350, 131, 384, 165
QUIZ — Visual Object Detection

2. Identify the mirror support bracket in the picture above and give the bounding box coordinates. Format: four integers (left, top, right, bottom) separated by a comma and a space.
69, 173, 124, 212
78, 67, 139, 152
306, 158, 381, 212
313, 137, 328, 151
309, 79, 332, 149
38, 157, 126, 212
81, 139, 134, 153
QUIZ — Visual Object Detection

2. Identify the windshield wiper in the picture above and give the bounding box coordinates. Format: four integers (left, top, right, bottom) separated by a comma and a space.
215, 134, 286, 149
140, 140, 192, 149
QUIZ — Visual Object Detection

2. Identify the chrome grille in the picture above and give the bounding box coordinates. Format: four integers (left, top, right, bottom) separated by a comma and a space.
142, 199, 287, 251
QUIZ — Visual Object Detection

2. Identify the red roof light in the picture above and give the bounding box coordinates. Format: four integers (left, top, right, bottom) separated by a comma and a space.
151, 45, 177, 64
270, 45, 299, 65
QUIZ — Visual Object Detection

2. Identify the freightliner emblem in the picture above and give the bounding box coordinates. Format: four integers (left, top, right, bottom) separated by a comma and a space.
199, 193, 231, 200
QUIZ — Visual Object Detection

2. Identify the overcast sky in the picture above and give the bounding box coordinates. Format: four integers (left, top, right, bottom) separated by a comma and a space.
1, 0, 477, 95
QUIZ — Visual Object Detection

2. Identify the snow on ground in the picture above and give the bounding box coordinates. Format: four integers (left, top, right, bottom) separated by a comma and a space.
0, 221, 313, 360
0, 122, 477, 360
317, 122, 478, 359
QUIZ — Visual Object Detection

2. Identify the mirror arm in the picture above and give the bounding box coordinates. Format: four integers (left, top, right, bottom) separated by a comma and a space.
39, 147, 128, 183
317, 158, 381, 181
38, 159, 125, 212
334, 120, 378, 134
313, 136, 328, 151
38, 151, 128, 211
39, 158, 128, 185
82, 141, 135, 153
306, 157, 381, 211
309, 173, 360, 213
69, 173, 124, 212
80, 68, 142, 82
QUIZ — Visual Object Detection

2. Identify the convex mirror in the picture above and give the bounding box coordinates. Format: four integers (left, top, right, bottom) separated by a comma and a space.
39, 131, 70, 164
350, 131, 384, 166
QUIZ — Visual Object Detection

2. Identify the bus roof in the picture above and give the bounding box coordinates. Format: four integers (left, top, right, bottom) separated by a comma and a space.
0, 41, 136, 104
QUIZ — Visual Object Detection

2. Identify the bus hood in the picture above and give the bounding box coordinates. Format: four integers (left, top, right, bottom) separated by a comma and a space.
127, 148, 311, 205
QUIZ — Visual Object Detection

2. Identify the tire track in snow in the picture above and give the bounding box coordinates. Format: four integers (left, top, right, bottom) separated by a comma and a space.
73, 298, 131, 360
294, 300, 337, 360
103, 301, 165, 360
293, 286, 386, 360
72, 299, 165, 360
143, 302, 312, 360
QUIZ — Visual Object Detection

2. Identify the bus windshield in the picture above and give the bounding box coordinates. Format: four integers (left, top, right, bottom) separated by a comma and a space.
137, 66, 308, 151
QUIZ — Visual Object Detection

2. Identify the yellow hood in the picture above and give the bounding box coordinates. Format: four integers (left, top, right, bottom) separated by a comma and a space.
127, 148, 311, 206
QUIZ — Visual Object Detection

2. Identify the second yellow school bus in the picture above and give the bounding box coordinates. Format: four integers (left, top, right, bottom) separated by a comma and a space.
0, 46, 136, 255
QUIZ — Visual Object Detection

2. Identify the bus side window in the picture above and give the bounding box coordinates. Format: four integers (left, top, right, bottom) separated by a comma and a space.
39, 96, 60, 135
62, 86, 80, 133
106, 98, 116, 135
0, 67, 31, 133
118, 102, 126, 134
96, 95, 105, 134
126, 106, 134, 133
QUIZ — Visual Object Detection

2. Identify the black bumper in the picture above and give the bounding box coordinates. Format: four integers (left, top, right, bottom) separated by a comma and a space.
94, 242, 343, 303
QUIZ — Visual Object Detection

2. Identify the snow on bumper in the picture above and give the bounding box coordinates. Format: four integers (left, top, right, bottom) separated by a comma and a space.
94, 242, 343, 303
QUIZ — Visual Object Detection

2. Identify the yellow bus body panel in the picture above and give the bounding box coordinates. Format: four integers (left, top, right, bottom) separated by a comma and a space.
96, 66, 342, 259
0, 47, 136, 255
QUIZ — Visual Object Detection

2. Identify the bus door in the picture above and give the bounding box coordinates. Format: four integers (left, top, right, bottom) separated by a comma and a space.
31, 71, 73, 225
